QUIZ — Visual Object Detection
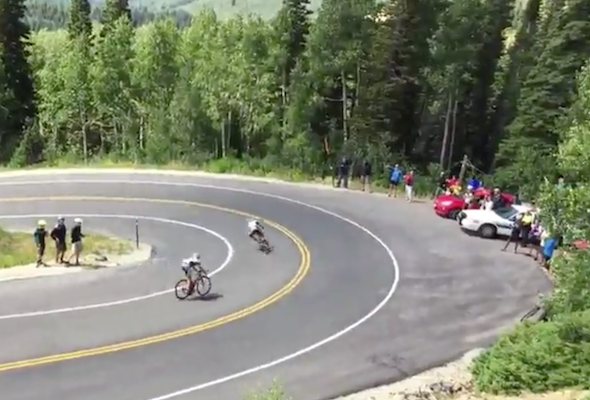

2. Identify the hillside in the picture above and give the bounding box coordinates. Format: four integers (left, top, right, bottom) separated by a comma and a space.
33, 0, 322, 17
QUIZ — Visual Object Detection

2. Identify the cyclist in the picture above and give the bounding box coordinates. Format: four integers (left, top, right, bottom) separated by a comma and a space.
248, 218, 265, 244
181, 253, 205, 282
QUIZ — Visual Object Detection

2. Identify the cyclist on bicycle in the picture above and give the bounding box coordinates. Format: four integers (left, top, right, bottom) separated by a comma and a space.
248, 218, 265, 244
181, 253, 204, 281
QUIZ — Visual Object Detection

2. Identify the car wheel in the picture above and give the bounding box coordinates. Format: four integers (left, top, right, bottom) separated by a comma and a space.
448, 209, 460, 220
479, 224, 497, 239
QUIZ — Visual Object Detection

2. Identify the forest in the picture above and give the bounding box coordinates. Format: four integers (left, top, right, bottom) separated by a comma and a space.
2, 0, 590, 198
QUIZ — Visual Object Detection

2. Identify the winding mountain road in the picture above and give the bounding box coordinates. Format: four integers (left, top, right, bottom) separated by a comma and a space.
0, 170, 550, 400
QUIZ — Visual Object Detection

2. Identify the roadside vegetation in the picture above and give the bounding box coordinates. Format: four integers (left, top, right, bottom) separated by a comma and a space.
0, 227, 133, 268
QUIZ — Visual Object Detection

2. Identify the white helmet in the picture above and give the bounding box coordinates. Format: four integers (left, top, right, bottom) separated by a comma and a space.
191, 253, 201, 263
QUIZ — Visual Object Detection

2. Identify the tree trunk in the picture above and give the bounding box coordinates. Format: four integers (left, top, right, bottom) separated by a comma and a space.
341, 70, 348, 143
440, 91, 453, 167
447, 98, 458, 170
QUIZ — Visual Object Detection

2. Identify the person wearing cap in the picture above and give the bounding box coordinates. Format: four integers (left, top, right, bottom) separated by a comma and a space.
33, 220, 48, 267
68, 218, 85, 266
50, 216, 67, 264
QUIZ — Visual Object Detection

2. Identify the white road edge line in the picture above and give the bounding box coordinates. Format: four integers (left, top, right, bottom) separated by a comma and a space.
0, 214, 234, 320
0, 178, 400, 398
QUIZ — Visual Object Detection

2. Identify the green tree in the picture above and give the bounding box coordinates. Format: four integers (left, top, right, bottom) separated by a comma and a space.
101, 0, 131, 34
496, 0, 590, 196
272, 0, 311, 135
67, 0, 92, 39
91, 16, 135, 157
0, 0, 37, 162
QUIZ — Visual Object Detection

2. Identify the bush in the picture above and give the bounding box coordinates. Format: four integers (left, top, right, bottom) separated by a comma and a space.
471, 310, 590, 394
544, 249, 590, 316
244, 381, 291, 400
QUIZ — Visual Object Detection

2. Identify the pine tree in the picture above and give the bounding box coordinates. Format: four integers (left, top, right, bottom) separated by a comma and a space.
101, 0, 131, 33
495, 0, 590, 196
273, 0, 311, 95
67, 0, 91, 40
0, 0, 37, 162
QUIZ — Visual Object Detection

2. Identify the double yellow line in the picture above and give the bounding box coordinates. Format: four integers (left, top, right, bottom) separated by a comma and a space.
0, 196, 310, 372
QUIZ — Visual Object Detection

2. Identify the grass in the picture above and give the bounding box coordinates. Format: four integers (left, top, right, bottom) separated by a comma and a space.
0, 226, 134, 269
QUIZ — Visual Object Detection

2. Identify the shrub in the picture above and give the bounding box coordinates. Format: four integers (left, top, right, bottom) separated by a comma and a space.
244, 381, 291, 400
471, 310, 590, 394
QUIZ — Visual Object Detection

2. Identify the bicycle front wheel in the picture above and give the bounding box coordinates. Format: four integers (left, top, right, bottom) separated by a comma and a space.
174, 278, 192, 300
196, 276, 212, 296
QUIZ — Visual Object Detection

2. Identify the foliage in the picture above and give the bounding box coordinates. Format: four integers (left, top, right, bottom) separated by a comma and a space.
244, 381, 291, 400
472, 59, 590, 396
471, 310, 590, 395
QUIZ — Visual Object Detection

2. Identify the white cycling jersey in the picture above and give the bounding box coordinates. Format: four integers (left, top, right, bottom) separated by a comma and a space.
248, 220, 262, 234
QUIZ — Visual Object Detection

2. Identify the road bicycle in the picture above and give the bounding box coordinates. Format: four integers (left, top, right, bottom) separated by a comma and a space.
174, 265, 212, 300
257, 236, 274, 254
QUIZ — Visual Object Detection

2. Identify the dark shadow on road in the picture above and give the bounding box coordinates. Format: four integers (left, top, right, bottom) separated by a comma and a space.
189, 292, 224, 301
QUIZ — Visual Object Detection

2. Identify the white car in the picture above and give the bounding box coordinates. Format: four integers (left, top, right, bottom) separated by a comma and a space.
458, 204, 535, 238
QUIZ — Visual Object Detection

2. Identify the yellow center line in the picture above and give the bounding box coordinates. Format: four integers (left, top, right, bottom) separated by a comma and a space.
0, 196, 310, 372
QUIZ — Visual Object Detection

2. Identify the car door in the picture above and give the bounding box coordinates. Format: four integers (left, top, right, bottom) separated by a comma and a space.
496, 214, 516, 236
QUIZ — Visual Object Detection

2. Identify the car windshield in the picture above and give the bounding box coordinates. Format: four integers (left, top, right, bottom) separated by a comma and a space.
494, 207, 517, 219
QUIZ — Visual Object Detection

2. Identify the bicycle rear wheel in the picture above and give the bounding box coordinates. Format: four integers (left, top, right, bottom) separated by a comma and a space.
174, 278, 193, 300
195, 276, 212, 296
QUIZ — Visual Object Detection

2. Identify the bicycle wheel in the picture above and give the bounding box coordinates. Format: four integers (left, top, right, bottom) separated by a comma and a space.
195, 276, 212, 296
174, 278, 193, 300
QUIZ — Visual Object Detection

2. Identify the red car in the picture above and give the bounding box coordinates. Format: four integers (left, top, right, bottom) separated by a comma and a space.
433, 188, 515, 220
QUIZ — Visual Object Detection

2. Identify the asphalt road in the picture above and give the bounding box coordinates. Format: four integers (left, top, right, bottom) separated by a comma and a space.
0, 171, 551, 400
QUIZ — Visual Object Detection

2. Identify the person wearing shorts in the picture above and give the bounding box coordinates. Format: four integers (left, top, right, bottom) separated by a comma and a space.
50, 216, 67, 264
68, 218, 84, 266
388, 164, 403, 197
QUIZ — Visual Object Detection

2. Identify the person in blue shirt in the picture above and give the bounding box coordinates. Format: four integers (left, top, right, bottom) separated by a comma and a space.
541, 236, 558, 270
467, 176, 480, 191
387, 164, 403, 197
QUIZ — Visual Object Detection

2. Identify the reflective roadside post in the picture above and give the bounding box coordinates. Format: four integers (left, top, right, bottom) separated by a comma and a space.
135, 218, 139, 249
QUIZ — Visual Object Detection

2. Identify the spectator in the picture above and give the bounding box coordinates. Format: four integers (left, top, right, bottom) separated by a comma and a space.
433, 171, 447, 198
33, 219, 47, 268
67, 218, 85, 266
388, 164, 403, 197
491, 188, 506, 209
403, 170, 414, 202
518, 210, 534, 251
467, 176, 480, 191
446, 175, 459, 190
481, 195, 494, 210
336, 156, 350, 188
540, 233, 559, 271
50, 216, 67, 264
513, 194, 522, 205
502, 211, 523, 253
360, 160, 372, 192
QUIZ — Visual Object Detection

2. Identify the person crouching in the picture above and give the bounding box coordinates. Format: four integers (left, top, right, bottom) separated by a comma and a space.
68, 218, 84, 266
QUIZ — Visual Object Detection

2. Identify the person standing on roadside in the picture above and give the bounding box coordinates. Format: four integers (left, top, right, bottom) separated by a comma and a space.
68, 218, 85, 266
403, 170, 415, 202
50, 216, 67, 264
360, 159, 372, 192
388, 164, 403, 197
336, 156, 350, 188
33, 220, 47, 268
502, 212, 524, 253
